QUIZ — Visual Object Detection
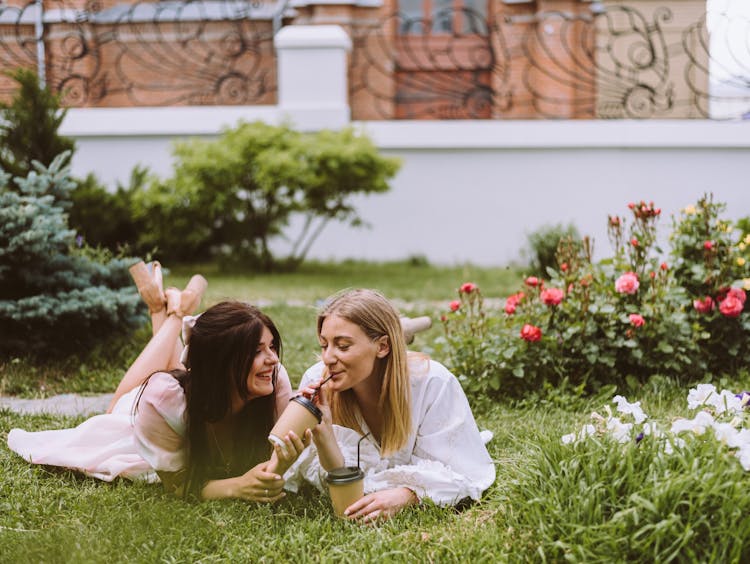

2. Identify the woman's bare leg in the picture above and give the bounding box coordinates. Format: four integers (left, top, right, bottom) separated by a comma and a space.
106, 313, 183, 413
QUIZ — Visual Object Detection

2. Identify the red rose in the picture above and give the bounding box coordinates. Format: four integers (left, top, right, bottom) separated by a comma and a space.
704, 240, 713, 250
631, 238, 639, 247
649, 271, 656, 279
560, 263, 568, 272
719, 295, 744, 318
504, 292, 525, 315
449, 300, 460, 312
693, 296, 714, 314
440, 314, 447, 322
524, 276, 540, 287
459, 282, 478, 294
629, 313, 645, 327
660, 262, 668, 271
520, 324, 542, 342
628, 202, 635, 209
540, 287, 564, 306
655, 208, 661, 215
615, 272, 640, 294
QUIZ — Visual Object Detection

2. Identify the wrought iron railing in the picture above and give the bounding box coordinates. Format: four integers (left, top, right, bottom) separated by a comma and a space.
349, 2, 750, 120
0, 0, 283, 106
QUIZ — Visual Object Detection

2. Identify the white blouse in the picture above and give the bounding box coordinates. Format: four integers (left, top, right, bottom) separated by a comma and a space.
284, 355, 495, 506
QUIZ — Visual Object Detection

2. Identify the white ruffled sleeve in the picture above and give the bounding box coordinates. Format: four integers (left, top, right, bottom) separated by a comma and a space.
369, 361, 495, 506
133, 372, 187, 473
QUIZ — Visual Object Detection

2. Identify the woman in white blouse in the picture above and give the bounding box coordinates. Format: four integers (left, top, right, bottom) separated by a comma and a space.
8, 264, 305, 502
291, 288, 495, 522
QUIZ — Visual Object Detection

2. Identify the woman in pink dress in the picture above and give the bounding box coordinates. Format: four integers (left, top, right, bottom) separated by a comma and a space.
8, 262, 306, 501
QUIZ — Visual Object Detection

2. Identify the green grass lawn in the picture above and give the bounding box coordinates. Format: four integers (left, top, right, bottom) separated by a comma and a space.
2, 262, 750, 562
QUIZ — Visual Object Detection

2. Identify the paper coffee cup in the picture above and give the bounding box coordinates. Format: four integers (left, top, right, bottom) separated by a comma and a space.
268, 395, 322, 447
326, 466, 365, 517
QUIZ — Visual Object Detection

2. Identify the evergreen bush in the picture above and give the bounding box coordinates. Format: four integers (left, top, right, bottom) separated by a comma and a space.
0, 154, 144, 356
0, 68, 75, 178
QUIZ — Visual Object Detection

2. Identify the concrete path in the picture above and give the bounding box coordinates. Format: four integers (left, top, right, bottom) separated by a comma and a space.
0, 393, 114, 417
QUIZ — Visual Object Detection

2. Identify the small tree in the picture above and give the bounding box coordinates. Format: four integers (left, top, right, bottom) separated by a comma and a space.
0, 68, 75, 179
0, 154, 143, 356
132, 121, 401, 270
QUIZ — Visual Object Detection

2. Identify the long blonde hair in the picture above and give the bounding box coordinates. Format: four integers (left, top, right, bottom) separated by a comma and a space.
317, 289, 411, 455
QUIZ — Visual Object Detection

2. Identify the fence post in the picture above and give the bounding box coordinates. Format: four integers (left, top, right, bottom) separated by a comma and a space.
274, 25, 352, 130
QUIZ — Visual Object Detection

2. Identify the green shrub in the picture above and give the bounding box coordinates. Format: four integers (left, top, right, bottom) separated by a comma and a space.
523, 222, 579, 278
437, 196, 750, 399
0, 154, 144, 356
0, 68, 75, 178
68, 167, 151, 255
131, 121, 401, 270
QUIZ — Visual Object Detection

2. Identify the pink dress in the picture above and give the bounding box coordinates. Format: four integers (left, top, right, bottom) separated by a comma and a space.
7, 368, 293, 482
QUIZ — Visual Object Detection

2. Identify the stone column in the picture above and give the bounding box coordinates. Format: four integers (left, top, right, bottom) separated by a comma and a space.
274, 24, 352, 129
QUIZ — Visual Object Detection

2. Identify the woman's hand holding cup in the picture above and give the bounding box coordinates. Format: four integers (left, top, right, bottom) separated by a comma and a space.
268, 430, 309, 476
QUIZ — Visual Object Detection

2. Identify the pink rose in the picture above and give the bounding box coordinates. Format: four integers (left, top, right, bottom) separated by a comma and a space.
629, 313, 645, 327
693, 296, 714, 314
649, 271, 656, 279
704, 240, 714, 250
520, 324, 542, 342
524, 276, 540, 287
725, 287, 747, 305
504, 292, 525, 315
540, 287, 564, 306
560, 263, 569, 272
631, 238, 639, 247
719, 295, 744, 318
615, 272, 640, 294
459, 282, 478, 294
449, 300, 460, 312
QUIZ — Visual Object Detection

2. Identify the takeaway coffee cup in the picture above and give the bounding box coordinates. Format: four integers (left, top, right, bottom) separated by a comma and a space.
326, 466, 365, 517
268, 395, 322, 447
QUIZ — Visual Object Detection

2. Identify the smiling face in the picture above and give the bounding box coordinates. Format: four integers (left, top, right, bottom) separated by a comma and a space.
318, 314, 390, 393
236, 325, 279, 410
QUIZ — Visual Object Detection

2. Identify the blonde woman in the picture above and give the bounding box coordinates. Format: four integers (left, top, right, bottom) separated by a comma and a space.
289, 289, 495, 522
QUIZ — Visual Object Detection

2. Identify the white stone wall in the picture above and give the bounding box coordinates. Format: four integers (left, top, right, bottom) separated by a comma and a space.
59, 25, 750, 267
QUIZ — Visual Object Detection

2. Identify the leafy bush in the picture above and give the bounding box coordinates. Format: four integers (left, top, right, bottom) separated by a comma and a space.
68, 167, 152, 255
131, 121, 401, 270
523, 222, 579, 277
0, 154, 144, 356
0, 68, 75, 178
438, 196, 750, 399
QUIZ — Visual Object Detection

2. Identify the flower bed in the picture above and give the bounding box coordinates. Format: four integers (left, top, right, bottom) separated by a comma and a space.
438, 194, 750, 399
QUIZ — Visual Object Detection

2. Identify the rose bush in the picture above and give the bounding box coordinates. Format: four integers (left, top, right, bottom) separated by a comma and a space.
439, 194, 750, 399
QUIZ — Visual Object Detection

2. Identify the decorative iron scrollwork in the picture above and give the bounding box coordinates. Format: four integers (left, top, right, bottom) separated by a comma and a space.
350, 2, 750, 120
0, 0, 282, 107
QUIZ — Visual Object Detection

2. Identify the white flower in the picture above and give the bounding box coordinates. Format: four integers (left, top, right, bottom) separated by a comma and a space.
687, 384, 717, 409
670, 411, 715, 435
713, 422, 740, 446
561, 424, 596, 445
705, 389, 744, 415
612, 395, 648, 423
606, 417, 633, 443
738, 445, 750, 471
